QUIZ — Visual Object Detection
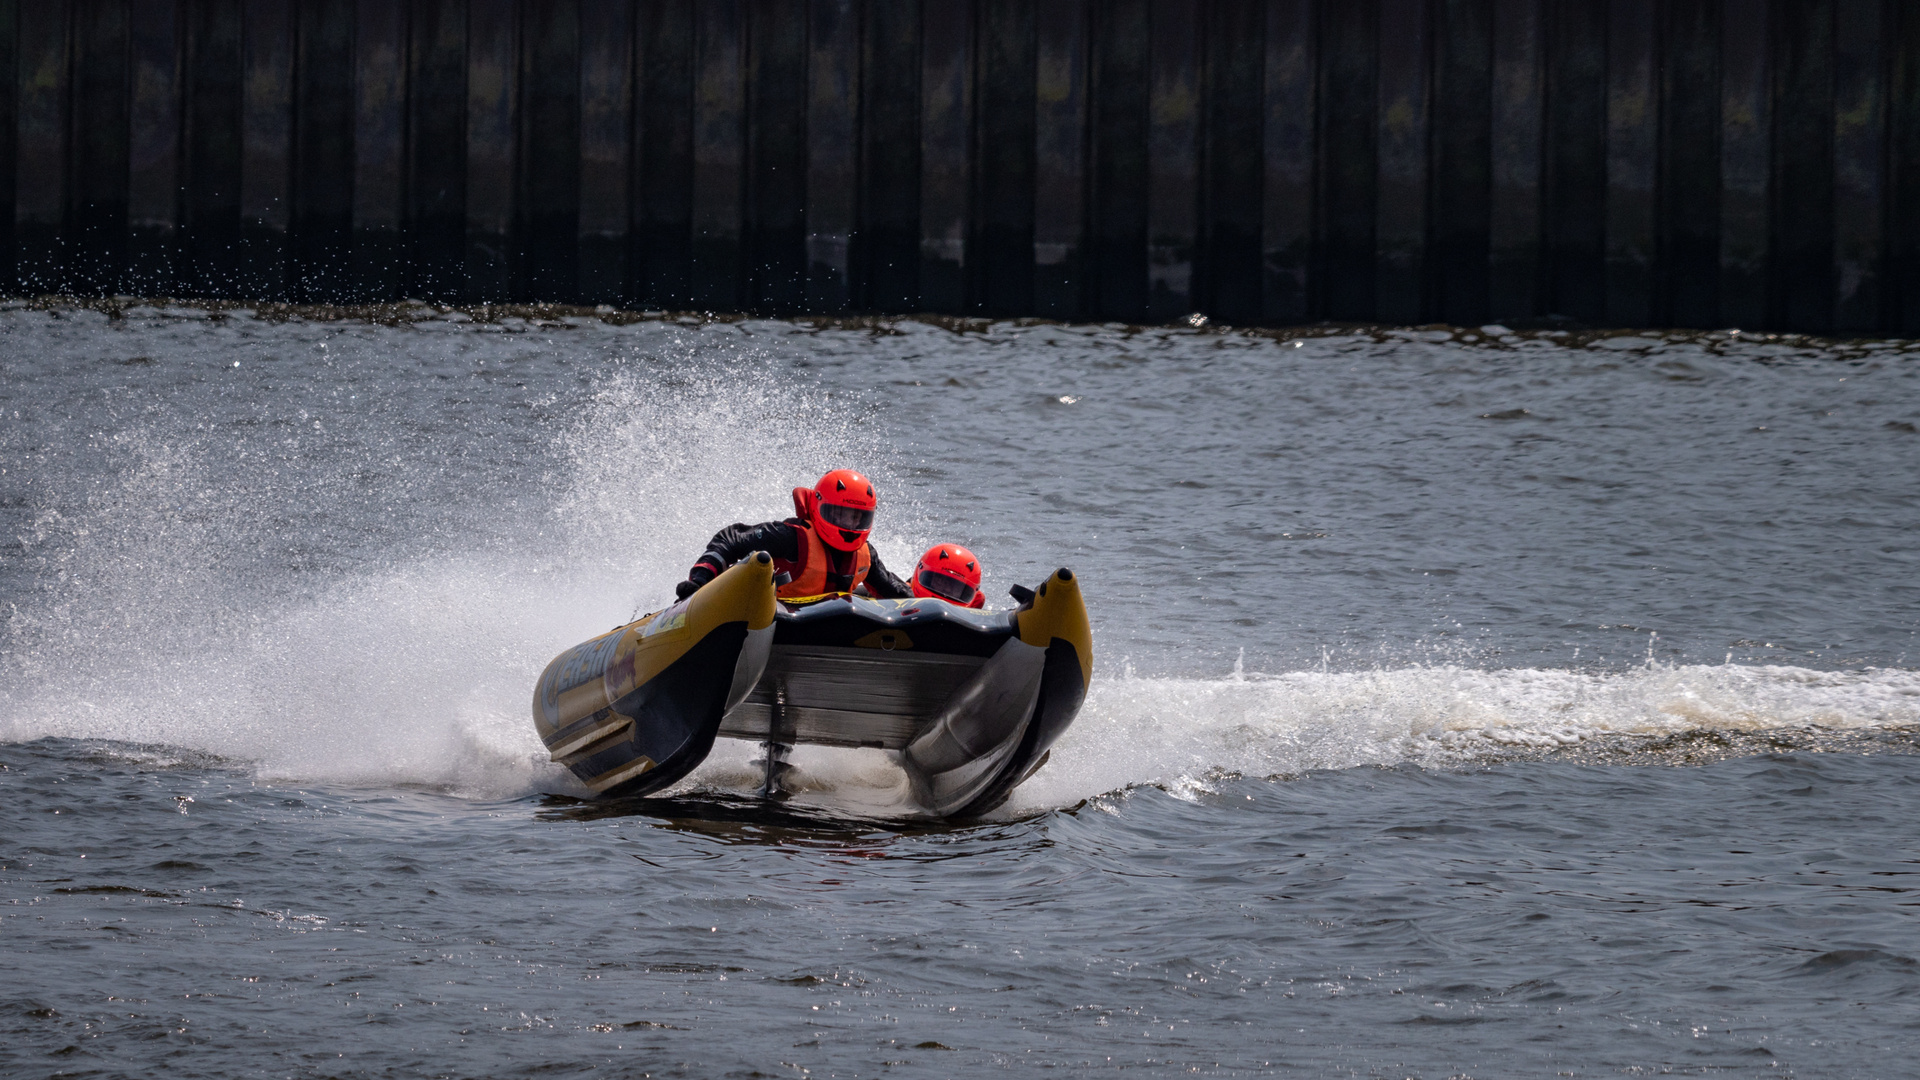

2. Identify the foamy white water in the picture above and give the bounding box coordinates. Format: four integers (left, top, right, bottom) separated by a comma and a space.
8, 582, 1913, 806
0, 356, 911, 798
1014, 661, 1920, 809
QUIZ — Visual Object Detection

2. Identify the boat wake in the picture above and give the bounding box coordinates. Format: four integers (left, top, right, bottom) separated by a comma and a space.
1008, 661, 1920, 811
7, 611, 1911, 812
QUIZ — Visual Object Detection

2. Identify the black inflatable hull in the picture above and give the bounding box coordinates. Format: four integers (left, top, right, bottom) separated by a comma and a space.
532, 563, 1091, 817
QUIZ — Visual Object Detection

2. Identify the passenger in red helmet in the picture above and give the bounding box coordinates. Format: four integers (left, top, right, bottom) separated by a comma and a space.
675, 469, 912, 602
911, 543, 985, 608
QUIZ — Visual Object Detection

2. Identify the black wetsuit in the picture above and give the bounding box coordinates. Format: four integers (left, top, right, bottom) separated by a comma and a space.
681, 519, 912, 599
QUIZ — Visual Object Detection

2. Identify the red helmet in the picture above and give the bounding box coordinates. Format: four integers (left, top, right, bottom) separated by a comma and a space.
793, 468, 877, 552
912, 543, 984, 608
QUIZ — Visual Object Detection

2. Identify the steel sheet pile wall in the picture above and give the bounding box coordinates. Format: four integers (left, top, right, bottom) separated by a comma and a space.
8, 0, 1920, 331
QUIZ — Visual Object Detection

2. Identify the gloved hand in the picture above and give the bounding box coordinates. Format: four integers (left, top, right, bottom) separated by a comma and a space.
674, 565, 716, 600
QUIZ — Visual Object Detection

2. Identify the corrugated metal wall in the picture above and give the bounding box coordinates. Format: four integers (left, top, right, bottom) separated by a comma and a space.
8, 0, 1920, 331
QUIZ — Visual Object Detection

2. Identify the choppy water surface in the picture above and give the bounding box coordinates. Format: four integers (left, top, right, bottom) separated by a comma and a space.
2, 302, 1917, 1077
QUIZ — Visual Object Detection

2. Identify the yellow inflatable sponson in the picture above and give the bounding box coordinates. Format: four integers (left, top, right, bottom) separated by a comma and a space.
533, 553, 776, 796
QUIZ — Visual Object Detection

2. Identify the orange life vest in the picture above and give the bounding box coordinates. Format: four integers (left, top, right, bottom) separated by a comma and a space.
775, 521, 871, 602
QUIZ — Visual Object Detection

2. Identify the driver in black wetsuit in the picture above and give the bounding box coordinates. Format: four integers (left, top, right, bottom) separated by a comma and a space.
675, 468, 912, 603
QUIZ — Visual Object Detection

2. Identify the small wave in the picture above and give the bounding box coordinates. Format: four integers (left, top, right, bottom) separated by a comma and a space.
1789, 949, 1918, 976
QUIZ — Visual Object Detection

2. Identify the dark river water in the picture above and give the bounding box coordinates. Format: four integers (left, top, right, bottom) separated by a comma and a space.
2, 301, 1917, 1077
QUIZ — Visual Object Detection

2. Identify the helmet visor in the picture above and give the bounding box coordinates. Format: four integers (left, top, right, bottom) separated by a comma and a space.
817, 502, 874, 532
916, 569, 976, 605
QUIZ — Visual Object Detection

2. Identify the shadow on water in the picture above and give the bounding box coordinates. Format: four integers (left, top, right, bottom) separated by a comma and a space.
533, 789, 1047, 848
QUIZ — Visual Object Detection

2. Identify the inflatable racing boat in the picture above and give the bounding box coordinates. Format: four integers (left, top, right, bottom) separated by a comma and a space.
531, 552, 1091, 818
